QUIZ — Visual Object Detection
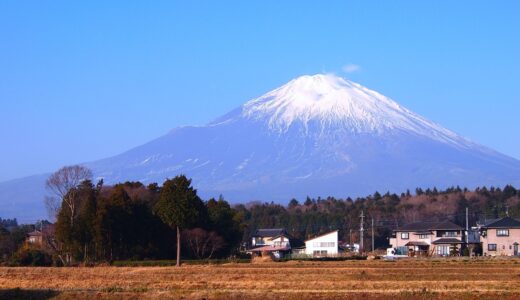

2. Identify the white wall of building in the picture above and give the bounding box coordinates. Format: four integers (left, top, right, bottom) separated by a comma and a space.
305, 231, 338, 257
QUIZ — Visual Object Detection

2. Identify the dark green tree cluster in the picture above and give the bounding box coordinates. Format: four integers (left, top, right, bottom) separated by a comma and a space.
54, 180, 174, 264
50, 174, 244, 266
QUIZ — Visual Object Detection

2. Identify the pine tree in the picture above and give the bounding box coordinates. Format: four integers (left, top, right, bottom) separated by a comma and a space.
288, 198, 299, 208
154, 175, 203, 266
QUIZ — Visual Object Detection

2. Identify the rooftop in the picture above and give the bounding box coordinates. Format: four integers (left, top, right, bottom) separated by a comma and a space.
396, 220, 463, 232
27, 230, 42, 237
252, 228, 287, 238
481, 217, 520, 229
305, 230, 338, 242
249, 245, 290, 252
433, 238, 463, 244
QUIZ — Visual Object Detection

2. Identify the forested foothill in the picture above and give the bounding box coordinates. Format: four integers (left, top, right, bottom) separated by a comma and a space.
1, 165, 519, 266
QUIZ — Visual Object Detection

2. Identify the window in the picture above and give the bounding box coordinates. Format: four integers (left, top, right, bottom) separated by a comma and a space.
497, 229, 509, 237
312, 242, 335, 248
401, 232, 409, 239
274, 241, 289, 247
436, 245, 450, 256
419, 234, 428, 239
313, 250, 327, 256
488, 244, 497, 251
445, 231, 457, 237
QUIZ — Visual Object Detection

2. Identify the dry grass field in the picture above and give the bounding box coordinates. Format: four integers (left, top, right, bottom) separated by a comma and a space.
2, 259, 520, 299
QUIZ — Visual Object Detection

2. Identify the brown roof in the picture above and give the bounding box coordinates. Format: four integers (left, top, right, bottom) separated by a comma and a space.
404, 241, 429, 246
27, 230, 42, 237
249, 245, 290, 252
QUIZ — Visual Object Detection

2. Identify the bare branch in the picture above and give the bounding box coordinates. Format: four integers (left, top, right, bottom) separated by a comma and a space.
44, 196, 60, 221
184, 228, 226, 259
44, 165, 92, 226
45, 165, 93, 199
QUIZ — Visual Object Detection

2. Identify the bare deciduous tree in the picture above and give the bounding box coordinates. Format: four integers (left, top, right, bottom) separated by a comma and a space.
45, 165, 92, 223
44, 195, 61, 221
184, 228, 225, 259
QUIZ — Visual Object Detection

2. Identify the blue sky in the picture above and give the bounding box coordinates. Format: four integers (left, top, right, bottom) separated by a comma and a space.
0, 1, 519, 181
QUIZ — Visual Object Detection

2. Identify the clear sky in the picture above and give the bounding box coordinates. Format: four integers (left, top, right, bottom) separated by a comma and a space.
0, 1, 519, 182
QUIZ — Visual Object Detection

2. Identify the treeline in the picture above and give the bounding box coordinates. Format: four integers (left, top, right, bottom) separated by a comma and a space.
1, 164, 520, 266
236, 185, 520, 249
0, 218, 18, 229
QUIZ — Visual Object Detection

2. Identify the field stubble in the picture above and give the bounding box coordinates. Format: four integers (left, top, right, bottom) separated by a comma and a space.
1, 259, 520, 299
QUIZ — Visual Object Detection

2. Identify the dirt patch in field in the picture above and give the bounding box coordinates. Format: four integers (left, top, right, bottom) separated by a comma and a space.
251, 255, 273, 263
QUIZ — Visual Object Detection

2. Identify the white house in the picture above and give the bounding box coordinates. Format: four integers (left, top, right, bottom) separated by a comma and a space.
305, 230, 339, 257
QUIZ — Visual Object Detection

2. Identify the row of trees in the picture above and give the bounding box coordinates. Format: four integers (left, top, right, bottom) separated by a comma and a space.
2, 164, 519, 265
46, 166, 244, 266
38, 165, 520, 259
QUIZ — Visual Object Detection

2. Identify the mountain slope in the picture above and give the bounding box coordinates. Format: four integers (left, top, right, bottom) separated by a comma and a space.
1, 74, 520, 219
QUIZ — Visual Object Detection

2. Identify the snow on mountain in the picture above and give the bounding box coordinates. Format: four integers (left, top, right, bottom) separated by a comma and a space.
216, 74, 476, 148
242, 74, 430, 133
1, 74, 520, 219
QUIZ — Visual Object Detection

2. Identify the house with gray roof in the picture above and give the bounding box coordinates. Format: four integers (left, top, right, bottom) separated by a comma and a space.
247, 228, 303, 258
389, 220, 466, 256
479, 216, 520, 256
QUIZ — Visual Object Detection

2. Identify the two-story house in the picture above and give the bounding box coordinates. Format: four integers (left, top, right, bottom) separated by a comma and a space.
248, 228, 300, 258
304, 230, 339, 257
479, 216, 520, 256
389, 220, 465, 256
26, 230, 43, 246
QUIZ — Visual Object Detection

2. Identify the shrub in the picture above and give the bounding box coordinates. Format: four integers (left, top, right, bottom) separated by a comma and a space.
10, 248, 52, 266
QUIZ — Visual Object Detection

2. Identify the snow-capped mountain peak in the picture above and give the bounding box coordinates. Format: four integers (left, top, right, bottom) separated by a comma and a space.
238, 74, 465, 146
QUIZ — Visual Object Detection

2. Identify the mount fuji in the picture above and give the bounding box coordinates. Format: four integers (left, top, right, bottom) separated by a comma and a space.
2, 74, 520, 219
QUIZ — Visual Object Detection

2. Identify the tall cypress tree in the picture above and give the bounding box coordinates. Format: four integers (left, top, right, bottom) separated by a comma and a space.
154, 175, 202, 266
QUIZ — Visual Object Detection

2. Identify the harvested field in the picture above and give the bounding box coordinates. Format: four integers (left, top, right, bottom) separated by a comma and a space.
1, 259, 520, 299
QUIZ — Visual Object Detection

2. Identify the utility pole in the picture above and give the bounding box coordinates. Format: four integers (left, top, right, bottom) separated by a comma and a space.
371, 217, 374, 253
360, 211, 364, 254
465, 207, 469, 244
